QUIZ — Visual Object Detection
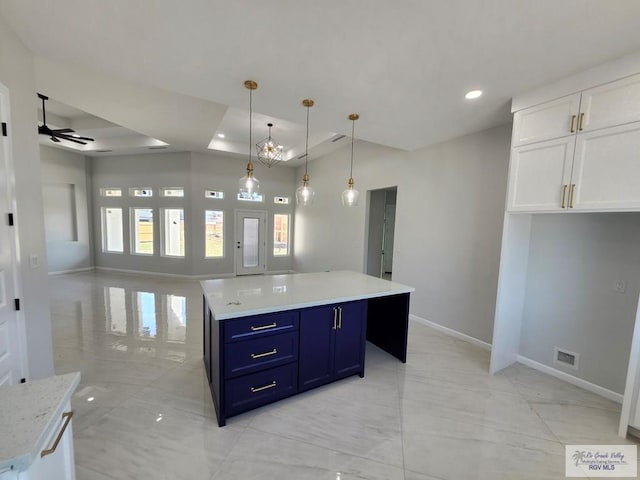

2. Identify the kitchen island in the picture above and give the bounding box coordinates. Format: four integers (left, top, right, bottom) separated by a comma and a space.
201, 271, 414, 426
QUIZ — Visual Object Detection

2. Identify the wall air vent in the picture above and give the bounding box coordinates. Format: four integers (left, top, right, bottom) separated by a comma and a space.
553, 347, 579, 370
331, 134, 346, 143
148, 146, 167, 150
95, 150, 112, 153
297, 153, 308, 160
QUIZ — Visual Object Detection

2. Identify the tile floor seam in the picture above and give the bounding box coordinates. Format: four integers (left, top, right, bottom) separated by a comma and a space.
395, 362, 408, 480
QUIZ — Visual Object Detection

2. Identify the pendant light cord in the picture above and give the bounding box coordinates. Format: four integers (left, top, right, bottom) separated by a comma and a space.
249, 88, 253, 165
304, 103, 310, 175
350, 118, 355, 178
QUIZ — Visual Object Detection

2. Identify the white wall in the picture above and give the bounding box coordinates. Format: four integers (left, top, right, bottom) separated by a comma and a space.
40, 145, 92, 273
0, 16, 54, 378
91, 151, 296, 276
519, 213, 640, 394
294, 125, 510, 343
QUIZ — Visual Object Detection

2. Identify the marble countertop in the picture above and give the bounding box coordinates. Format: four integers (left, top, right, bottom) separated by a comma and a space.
201, 270, 415, 320
0, 372, 81, 473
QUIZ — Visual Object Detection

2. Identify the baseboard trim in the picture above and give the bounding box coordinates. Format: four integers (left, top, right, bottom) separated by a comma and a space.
48, 267, 95, 276
516, 355, 623, 404
95, 266, 236, 280
409, 314, 492, 351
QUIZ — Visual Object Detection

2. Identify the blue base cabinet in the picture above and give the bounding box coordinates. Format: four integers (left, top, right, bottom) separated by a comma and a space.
299, 301, 367, 392
204, 298, 369, 426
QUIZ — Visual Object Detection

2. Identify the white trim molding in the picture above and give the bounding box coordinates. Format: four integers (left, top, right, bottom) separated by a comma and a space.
517, 355, 623, 404
409, 314, 492, 351
48, 267, 95, 276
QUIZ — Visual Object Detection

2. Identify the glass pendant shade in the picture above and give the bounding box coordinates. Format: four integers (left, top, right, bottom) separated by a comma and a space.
239, 162, 260, 199
342, 179, 360, 206
296, 173, 315, 206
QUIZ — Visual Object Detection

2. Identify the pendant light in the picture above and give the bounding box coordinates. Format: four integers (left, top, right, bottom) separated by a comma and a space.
295, 99, 315, 206
256, 123, 283, 168
238, 80, 260, 199
342, 113, 360, 207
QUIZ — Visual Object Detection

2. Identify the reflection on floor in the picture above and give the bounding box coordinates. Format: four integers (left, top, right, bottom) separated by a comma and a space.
50, 271, 638, 480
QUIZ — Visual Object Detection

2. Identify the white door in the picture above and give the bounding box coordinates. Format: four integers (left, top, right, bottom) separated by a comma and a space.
235, 210, 266, 275
382, 204, 395, 274
0, 85, 25, 386
506, 137, 575, 212
571, 122, 640, 211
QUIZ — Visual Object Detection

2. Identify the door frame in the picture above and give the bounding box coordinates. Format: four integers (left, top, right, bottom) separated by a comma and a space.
0, 81, 28, 384
234, 209, 267, 276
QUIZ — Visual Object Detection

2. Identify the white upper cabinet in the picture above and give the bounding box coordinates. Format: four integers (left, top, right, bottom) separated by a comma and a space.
580, 74, 640, 132
507, 73, 640, 213
512, 94, 580, 147
571, 122, 640, 211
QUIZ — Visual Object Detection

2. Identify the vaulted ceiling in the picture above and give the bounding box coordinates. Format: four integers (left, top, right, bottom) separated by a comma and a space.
3, 0, 640, 163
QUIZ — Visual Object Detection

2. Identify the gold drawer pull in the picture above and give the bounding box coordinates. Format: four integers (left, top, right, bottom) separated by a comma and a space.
250, 322, 277, 331
561, 184, 568, 208
578, 112, 585, 131
570, 115, 576, 133
251, 381, 276, 393
570, 184, 576, 208
251, 348, 277, 359
41, 411, 73, 457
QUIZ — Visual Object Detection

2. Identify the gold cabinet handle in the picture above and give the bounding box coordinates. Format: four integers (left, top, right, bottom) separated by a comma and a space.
251, 381, 276, 393
338, 306, 342, 329
251, 348, 277, 359
570, 115, 576, 133
250, 322, 277, 331
569, 184, 576, 208
561, 184, 568, 208
41, 411, 73, 457
578, 113, 585, 131
332, 308, 337, 330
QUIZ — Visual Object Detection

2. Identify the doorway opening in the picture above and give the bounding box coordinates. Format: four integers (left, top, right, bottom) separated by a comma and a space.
365, 187, 397, 280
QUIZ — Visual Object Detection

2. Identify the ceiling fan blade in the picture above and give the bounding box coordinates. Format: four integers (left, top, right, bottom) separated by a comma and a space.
51, 128, 75, 134
38, 124, 54, 135
50, 136, 60, 143
72, 135, 95, 142
54, 133, 88, 145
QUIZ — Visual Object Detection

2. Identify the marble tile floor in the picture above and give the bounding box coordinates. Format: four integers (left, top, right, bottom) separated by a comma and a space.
49, 271, 639, 480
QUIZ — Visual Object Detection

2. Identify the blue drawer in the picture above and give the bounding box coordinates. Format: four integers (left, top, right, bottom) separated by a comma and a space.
224, 332, 298, 379
224, 311, 298, 343
225, 363, 297, 417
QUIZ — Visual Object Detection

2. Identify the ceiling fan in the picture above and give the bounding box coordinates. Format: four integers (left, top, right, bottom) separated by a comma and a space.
37, 93, 95, 145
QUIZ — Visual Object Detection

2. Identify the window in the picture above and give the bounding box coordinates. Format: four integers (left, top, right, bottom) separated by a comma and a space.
273, 214, 290, 256
101, 207, 123, 253
101, 188, 122, 197
237, 192, 263, 202
205, 210, 224, 258
205, 190, 224, 199
132, 208, 154, 255
163, 208, 185, 257
130, 188, 153, 197
161, 188, 184, 197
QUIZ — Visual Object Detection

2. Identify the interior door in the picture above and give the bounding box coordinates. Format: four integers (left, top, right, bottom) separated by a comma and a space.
0, 85, 25, 386
382, 204, 396, 275
234, 210, 267, 275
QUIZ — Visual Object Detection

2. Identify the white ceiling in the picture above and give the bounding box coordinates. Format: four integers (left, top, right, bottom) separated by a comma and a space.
3, 0, 640, 161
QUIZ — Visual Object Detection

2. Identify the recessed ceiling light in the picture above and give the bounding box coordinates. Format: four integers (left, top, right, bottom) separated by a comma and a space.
465, 90, 483, 100
217, 133, 225, 138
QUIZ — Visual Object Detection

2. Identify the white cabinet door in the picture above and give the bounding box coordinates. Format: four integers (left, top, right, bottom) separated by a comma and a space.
581, 74, 640, 132
512, 94, 580, 147
507, 137, 574, 212
571, 122, 640, 211
19, 402, 76, 480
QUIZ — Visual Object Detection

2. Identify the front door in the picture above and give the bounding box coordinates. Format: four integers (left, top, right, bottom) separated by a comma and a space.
234, 210, 267, 275
0, 84, 25, 385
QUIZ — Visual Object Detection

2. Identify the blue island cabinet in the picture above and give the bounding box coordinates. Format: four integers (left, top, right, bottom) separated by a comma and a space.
204, 298, 368, 426
298, 300, 367, 392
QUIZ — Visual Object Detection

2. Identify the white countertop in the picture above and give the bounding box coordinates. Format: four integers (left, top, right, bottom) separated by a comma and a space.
201, 271, 415, 320
0, 372, 81, 473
